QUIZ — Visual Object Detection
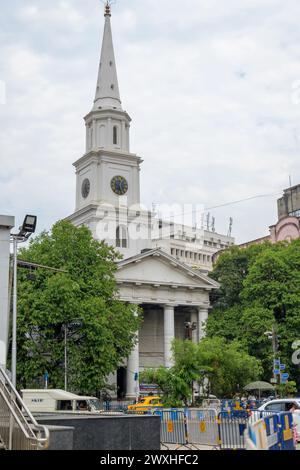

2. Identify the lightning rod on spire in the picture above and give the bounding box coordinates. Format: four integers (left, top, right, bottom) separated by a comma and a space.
101, 0, 116, 17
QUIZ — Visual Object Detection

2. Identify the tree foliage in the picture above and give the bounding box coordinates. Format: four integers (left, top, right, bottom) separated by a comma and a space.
197, 337, 262, 397
140, 338, 261, 405
15, 221, 141, 394
207, 239, 300, 389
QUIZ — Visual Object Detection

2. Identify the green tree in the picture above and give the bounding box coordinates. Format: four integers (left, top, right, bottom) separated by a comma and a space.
141, 338, 261, 404
15, 221, 141, 394
210, 244, 266, 309
207, 239, 300, 388
141, 340, 202, 407
197, 337, 262, 397
276, 381, 297, 398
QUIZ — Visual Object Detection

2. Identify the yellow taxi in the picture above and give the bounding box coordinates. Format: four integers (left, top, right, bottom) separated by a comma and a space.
127, 396, 163, 413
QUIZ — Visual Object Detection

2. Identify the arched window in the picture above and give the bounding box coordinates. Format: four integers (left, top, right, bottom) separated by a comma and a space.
113, 126, 118, 145
116, 226, 128, 248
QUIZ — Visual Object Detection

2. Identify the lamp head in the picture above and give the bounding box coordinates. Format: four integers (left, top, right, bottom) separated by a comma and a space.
19, 215, 37, 238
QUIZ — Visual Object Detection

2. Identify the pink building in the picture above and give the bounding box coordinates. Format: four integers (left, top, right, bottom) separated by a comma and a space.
239, 184, 300, 247
269, 216, 300, 243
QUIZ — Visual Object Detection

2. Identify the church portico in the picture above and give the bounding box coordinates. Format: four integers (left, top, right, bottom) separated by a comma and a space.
138, 304, 205, 368
115, 248, 217, 398
124, 303, 210, 399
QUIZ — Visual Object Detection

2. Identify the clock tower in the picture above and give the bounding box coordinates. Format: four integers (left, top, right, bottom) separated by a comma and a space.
71, 3, 142, 212
67, 2, 146, 256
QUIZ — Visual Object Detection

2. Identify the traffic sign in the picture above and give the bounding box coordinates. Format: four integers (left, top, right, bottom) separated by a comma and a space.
273, 369, 280, 375
274, 359, 280, 366
44, 371, 49, 389
281, 373, 289, 380
270, 378, 277, 384
280, 364, 286, 371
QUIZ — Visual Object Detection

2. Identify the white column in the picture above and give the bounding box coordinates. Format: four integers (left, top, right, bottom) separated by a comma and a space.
107, 118, 112, 148
164, 305, 175, 368
126, 333, 139, 400
191, 310, 198, 343
127, 124, 130, 152
92, 119, 96, 149
0, 216, 15, 370
198, 307, 209, 341
107, 372, 118, 399
121, 121, 126, 151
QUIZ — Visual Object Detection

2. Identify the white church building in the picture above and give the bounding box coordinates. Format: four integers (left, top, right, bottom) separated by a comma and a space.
66, 3, 234, 399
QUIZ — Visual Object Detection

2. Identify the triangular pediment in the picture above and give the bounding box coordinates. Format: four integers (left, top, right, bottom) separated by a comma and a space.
116, 249, 219, 289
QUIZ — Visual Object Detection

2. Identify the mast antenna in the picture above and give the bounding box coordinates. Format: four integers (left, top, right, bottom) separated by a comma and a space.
100, 0, 116, 16
228, 217, 233, 237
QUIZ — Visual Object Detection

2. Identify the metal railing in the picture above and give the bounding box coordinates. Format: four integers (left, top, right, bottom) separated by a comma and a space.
0, 367, 49, 450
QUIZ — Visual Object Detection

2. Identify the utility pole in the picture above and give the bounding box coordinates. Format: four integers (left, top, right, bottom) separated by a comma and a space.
10, 215, 37, 387
265, 325, 280, 396
64, 324, 68, 391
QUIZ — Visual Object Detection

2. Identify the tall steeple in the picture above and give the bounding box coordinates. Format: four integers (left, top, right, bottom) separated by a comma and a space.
69, 0, 142, 223
93, 2, 122, 111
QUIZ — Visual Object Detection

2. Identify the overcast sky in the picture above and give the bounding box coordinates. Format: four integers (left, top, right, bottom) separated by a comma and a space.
1, 0, 300, 243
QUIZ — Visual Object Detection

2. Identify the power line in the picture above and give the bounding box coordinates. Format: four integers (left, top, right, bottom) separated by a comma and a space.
156, 190, 282, 220
205, 191, 282, 211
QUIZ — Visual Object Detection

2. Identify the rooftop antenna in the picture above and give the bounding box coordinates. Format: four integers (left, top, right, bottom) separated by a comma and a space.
211, 217, 216, 233
206, 213, 210, 231
200, 213, 205, 230
228, 217, 233, 237
192, 209, 197, 231
289, 175, 294, 215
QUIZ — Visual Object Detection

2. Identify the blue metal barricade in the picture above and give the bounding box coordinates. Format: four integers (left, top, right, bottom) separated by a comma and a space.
218, 411, 248, 449
154, 409, 188, 446
185, 408, 218, 447
264, 414, 280, 450
246, 411, 296, 451
278, 412, 295, 451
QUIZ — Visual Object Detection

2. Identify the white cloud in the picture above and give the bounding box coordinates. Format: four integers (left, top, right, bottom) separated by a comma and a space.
18, 1, 88, 31
0, 0, 300, 244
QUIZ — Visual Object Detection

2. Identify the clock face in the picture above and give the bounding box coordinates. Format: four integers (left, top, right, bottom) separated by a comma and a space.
81, 179, 90, 199
111, 176, 128, 196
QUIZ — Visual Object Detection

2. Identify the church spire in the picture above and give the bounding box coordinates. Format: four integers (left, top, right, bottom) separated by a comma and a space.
93, 2, 122, 111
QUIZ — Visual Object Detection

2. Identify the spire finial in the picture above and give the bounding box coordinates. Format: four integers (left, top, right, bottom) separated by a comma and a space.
104, 1, 112, 17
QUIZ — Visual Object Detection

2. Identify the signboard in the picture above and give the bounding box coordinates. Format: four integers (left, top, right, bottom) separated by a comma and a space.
280, 364, 286, 371
139, 383, 160, 395
273, 369, 280, 375
274, 359, 280, 366
281, 373, 289, 380
270, 378, 277, 384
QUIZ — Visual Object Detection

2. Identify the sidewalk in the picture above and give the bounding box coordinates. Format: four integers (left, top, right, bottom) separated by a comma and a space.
161, 444, 217, 451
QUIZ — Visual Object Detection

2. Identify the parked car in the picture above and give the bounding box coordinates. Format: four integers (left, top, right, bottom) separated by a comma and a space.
258, 398, 300, 440
127, 396, 163, 413
21, 389, 102, 414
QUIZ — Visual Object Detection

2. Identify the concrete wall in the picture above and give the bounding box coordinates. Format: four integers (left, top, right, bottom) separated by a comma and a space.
0, 215, 14, 370
46, 426, 75, 450
278, 185, 300, 219
38, 414, 160, 451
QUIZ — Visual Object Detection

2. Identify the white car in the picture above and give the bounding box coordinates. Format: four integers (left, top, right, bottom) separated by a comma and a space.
258, 398, 300, 440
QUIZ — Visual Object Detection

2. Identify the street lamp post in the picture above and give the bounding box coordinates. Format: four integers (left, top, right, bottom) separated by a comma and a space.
63, 319, 84, 392
10, 215, 37, 387
64, 324, 68, 391
264, 325, 280, 397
